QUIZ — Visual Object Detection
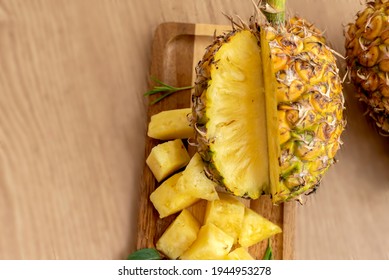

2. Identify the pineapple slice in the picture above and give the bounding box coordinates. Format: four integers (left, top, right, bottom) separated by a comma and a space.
146, 139, 190, 182
238, 207, 282, 247
148, 108, 193, 140
180, 223, 234, 260
225, 247, 255, 260
175, 153, 219, 201
156, 209, 200, 259
149, 173, 199, 218
203, 192, 245, 243
260, 29, 281, 201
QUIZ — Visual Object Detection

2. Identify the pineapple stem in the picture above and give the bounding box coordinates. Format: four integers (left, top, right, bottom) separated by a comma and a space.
264, 0, 285, 25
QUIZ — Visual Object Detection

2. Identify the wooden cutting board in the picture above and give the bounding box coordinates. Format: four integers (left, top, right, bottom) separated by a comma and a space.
136, 22, 296, 260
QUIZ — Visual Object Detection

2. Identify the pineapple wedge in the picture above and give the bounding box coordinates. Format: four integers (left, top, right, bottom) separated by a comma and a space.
146, 139, 190, 182
238, 208, 282, 247
148, 108, 193, 140
192, 30, 269, 199
180, 223, 234, 260
175, 153, 219, 201
225, 247, 255, 260
156, 209, 200, 259
203, 192, 245, 243
149, 172, 199, 218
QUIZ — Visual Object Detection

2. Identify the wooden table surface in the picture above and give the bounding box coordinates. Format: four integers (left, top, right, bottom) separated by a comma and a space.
0, 0, 388, 260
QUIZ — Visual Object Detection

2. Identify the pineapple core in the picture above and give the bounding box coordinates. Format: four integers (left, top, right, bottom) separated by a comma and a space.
206, 30, 269, 198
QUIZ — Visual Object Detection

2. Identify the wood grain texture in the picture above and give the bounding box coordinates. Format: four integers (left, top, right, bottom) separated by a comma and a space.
0, 0, 150, 260
0, 0, 388, 260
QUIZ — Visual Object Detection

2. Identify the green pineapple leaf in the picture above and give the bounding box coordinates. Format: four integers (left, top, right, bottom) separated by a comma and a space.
262, 239, 273, 260
127, 248, 162, 260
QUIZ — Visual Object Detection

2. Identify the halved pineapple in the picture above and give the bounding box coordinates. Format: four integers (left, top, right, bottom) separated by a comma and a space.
156, 209, 200, 259
148, 108, 193, 140
225, 247, 255, 260
175, 153, 219, 201
180, 223, 234, 260
192, 15, 345, 203
238, 207, 282, 247
203, 192, 245, 243
146, 139, 190, 182
149, 172, 199, 218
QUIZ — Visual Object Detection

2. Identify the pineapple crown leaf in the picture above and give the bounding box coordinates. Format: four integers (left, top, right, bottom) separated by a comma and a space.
144, 76, 193, 105
222, 12, 250, 31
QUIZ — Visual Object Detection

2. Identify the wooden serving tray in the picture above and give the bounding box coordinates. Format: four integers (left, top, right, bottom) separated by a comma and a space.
136, 22, 296, 260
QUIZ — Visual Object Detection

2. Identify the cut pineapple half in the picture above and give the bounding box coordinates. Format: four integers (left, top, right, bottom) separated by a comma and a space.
204, 30, 269, 198
193, 19, 345, 203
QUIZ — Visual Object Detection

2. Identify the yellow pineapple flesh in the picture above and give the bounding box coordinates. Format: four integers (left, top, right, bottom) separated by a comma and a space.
203, 192, 245, 243
225, 247, 255, 260
180, 223, 234, 260
238, 207, 282, 248
193, 29, 269, 199
149, 172, 199, 218
148, 108, 193, 140
175, 153, 219, 201
146, 139, 190, 182
156, 209, 200, 259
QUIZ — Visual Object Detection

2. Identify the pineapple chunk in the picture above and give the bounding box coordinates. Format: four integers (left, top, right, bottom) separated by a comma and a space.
150, 173, 199, 218
238, 208, 282, 247
180, 223, 234, 260
204, 192, 245, 243
146, 139, 190, 182
175, 153, 219, 201
225, 247, 255, 260
156, 209, 200, 259
148, 108, 193, 140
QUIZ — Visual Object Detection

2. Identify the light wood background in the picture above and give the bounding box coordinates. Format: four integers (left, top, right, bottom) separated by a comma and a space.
0, 0, 388, 260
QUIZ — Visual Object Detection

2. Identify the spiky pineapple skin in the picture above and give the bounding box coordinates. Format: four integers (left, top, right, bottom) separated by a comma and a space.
345, 0, 389, 134
266, 18, 345, 202
192, 17, 345, 203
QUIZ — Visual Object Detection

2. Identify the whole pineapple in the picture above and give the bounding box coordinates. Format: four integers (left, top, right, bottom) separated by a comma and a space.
345, 0, 389, 134
192, 1, 345, 204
